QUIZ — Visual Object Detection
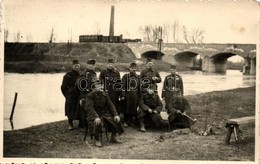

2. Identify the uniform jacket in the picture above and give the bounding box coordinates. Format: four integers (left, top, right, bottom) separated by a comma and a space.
140, 68, 161, 91
99, 68, 122, 112
121, 72, 140, 115
76, 68, 97, 100
61, 70, 80, 118
162, 73, 183, 99
138, 92, 162, 118
85, 90, 124, 135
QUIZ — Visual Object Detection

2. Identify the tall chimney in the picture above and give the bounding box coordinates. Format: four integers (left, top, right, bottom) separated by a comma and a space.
109, 6, 115, 42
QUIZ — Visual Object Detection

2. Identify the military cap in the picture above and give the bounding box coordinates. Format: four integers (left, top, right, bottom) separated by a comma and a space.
170, 64, 176, 69
87, 59, 96, 65
72, 59, 80, 65
107, 58, 114, 63
129, 62, 137, 68
146, 57, 153, 64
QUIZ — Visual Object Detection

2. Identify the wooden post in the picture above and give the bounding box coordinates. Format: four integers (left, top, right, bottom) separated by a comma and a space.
9, 92, 18, 121
225, 125, 234, 145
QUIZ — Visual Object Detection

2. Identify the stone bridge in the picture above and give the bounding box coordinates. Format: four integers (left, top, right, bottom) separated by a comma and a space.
126, 42, 256, 74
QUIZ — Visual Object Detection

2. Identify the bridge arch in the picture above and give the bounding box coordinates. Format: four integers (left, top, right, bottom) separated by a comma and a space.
174, 51, 199, 67
206, 52, 240, 73
141, 51, 165, 60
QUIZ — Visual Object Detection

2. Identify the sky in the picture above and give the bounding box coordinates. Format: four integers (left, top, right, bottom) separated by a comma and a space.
1, 0, 259, 44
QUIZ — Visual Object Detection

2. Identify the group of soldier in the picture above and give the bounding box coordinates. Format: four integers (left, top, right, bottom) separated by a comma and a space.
61, 57, 193, 147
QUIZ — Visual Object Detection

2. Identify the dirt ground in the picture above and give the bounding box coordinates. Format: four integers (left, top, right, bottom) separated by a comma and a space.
4, 86, 256, 161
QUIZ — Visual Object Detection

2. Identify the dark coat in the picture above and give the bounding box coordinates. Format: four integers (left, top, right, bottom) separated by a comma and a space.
99, 68, 122, 113
85, 90, 124, 135
121, 72, 140, 115
137, 92, 163, 127
61, 70, 80, 119
167, 96, 192, 129
162, 73, 184, 110
75, 69, 97, 119
140, 68, 161, 92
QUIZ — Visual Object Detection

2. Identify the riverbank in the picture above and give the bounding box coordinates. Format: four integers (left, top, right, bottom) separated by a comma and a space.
4, 86, 255, 160
4, 60, 192, 73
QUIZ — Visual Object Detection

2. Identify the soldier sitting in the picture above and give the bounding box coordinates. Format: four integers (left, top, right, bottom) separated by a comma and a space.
167, 94, 193, 131
137, 86, 169, 132
84, 79, 124, 147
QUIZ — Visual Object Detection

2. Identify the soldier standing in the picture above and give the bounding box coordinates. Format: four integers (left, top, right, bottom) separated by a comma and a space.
137, 87, 168, 132
162, 64, 184, 110
75, 59, 97, 128
61, 59, 80, 130
140, 58, 161, 92
99, 58, 122, 114
121, 62, 140, 127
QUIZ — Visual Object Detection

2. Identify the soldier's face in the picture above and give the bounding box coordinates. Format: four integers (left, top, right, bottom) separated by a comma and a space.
107, 63, 114, 69
130, 67, 137, 73
146, 62, 153, 69
72, 64, 80, 71
170, 68, 176, 74
95, 83, 103, 91
87, 64, 95, 70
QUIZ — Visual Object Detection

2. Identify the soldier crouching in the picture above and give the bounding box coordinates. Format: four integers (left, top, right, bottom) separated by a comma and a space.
84, 79, 124, 147
167, 95, 193, 131
137, 86, 169, 132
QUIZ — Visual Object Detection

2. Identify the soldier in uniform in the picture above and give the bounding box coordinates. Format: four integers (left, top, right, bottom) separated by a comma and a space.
167, 95, 193, 130
61, 59, 80, 130
140, 58, 161, 93
85, 79, 124, 147
75, 59, 97, 128
162, 64, 184, 110
121, 62, 140, 127
137, 86, 168, 132
99, 58, 122, 114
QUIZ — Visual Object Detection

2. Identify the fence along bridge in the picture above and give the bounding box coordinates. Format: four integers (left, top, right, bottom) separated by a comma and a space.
127, 43, 256, 74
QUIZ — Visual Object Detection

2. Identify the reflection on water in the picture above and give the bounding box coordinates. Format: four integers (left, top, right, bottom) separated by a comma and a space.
4, 70, 255, 131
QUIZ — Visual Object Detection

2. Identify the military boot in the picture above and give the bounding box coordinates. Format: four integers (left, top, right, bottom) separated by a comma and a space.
95, 135, 102, 147
110, 132, 122, 144
139, 118, 146, 132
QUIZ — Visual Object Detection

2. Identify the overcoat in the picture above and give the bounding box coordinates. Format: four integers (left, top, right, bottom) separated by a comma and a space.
61, 70, 80, 119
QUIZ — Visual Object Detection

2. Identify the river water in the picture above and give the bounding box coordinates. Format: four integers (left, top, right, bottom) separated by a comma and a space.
4, 70, 255, 131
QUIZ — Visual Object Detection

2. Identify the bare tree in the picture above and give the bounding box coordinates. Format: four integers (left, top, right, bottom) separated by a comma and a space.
138, 25, 152, 42
182, 25, 189, 44
93, 22, 101, 35
162, 23, 170, 43
4, 29, 9, 42
26, 34, 33, 42
49, 27, 56, 43
171, 20, 179, 43
144, 25, 152, 42
190, 28, 204, 44
13, 31, 21, 42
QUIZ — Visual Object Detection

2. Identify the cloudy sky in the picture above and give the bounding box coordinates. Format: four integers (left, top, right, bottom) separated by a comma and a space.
2, 0, 259, 43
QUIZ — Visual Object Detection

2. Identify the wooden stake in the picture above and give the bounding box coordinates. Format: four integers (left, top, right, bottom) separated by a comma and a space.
9, 92, 18, 121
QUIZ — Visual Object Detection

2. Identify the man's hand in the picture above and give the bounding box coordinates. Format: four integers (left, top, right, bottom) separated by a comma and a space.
148, 109, 153, 113
120, 97, 125, 101
152, 77, 158, 81
153, 110, 158, 114
114, 116, 120, 123
79, 99, 84, 107
176, 110, 181, 114
94, 118, 101, 126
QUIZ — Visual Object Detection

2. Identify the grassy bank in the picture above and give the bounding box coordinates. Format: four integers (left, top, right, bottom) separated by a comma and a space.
4, 86, 255, 160
4, 60, 191, 73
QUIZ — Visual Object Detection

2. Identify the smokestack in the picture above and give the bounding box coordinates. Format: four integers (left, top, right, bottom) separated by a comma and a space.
109, 6, 115, 42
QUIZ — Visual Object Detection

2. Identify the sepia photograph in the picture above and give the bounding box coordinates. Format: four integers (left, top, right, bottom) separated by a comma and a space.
1, 0, 259, 163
